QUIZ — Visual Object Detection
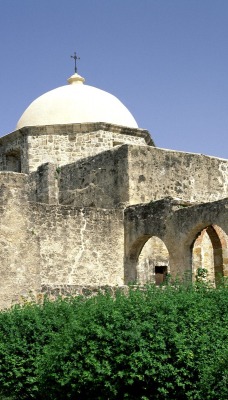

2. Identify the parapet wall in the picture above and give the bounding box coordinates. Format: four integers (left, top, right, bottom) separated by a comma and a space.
58, 144, 228, 208
127, 146, 228, 204
59, 145, 129, 208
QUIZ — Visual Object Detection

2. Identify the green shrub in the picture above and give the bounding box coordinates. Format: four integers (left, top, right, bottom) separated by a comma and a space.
0, 282, 227, 399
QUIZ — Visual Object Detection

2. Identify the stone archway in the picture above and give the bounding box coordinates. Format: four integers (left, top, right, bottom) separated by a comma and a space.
192, 224, 228, 285
124, 235, 169, 285
124, 197, 228, 285
137, 236, 169, 285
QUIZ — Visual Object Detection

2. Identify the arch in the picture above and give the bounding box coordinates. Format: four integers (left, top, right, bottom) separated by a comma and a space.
125, 235, 169, 285
5, 149, 21, 172
192, 224, 228, 285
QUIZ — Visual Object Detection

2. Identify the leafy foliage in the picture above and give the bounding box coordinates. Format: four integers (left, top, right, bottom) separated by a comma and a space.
0, 282, 227, 399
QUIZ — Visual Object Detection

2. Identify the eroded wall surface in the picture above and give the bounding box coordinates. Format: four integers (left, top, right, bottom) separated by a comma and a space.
59, 146, 129, 208
57, 144, 228, 209
0, 170, 125, 308
0, 173, 40, 308
28, 204, 124, 289
128, 146, 228, 204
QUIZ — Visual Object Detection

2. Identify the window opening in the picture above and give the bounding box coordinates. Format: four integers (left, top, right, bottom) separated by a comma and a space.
5, 150, 21, 172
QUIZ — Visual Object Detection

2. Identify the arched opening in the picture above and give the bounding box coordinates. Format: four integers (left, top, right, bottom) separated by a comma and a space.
5, 150, 21, 172
137, 236, 169, 285
192, 225, 228, 285
125, 236, 169, 285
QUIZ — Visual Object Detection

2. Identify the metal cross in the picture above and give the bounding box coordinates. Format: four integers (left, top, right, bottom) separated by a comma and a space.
70, 52, 80, 73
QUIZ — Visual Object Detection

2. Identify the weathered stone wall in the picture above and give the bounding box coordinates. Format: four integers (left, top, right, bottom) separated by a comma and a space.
22, 123, 152, 172
128, 146, 228, 204
28, 204, 124, 288
59, 144, 228, 209
0, 172, 40, 309
59, 146, 129, 208
0, 171, 125, 308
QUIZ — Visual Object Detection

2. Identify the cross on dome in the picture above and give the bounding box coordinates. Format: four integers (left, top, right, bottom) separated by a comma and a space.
70, 51, 80, 73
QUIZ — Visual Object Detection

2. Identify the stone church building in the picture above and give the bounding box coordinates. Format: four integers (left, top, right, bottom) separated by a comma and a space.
0, 70, 228, 308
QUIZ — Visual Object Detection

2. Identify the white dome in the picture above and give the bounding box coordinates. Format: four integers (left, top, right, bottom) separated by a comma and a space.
16, 73, 138, 129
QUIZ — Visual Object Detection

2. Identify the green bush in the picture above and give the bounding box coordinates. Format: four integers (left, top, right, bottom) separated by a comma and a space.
0, 282, 227, 399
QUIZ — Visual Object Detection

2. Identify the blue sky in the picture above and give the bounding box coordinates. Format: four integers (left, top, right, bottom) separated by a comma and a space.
0, 0, 228, 158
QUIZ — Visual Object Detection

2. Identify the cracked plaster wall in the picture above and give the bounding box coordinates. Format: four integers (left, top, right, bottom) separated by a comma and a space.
0, 170, 125, 308
0, 172, 40, 308
28, 204, 124, 289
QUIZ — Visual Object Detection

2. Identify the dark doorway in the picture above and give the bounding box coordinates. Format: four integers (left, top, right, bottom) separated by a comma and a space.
155, 266, 167, 285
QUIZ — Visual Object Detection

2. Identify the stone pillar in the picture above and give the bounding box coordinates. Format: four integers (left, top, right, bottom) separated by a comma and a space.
36, 163, 59, 204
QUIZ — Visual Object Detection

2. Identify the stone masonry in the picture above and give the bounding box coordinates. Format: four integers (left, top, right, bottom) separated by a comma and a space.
0, 122, 228, 308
